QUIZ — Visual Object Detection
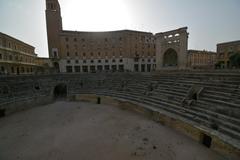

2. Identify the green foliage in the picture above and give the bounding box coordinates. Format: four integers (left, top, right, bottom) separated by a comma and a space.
229, 53, 240, 68
215, 61, 224, 69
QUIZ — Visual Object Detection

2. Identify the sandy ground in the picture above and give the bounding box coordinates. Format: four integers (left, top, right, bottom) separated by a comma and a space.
0, 101, 227, 160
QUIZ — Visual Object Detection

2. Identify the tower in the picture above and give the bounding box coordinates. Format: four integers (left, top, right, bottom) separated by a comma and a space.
45, 0, 62, 58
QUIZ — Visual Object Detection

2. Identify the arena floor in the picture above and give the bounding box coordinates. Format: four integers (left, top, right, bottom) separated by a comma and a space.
0, 101, 226, 160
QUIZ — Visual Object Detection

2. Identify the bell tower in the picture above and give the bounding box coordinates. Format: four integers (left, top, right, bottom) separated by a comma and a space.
45, 0, 62, 58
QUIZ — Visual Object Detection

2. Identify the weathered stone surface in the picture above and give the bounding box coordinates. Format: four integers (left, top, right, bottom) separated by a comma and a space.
0, 71, 240, 158
0, 101, 229, 160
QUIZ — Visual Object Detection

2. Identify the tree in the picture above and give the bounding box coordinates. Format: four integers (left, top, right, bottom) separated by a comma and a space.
215, 61, 224, 69
229, 53, 240, 68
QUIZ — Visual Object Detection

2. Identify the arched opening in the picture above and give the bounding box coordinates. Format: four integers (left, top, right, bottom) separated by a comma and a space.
163, 48, 178, 67
192, 93, 198, 101
201, 133, 212, 148
34, 83, 40, 91
53, 84, 67, 99
53, 62, 60, 73
0, 108, 5, 118
17, 67, 20, 75
1, 66, 5, 73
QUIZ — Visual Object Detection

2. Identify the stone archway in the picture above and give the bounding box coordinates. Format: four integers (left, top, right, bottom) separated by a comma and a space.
155, 27, 188, 70
163, 48, 178, 67
53, 84, 67, 99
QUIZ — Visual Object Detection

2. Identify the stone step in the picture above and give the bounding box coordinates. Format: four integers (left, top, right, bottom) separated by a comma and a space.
200, 97, 240, 109
156, 84, 189, 93
201, 92, 232, 102
154, 88, 186, 97
205, 86, 240, 94
202, 92, 240, 104
102, 90, 213, 123
98, 90, 240, 140
191, 104, 240, 126
102, 91, 200, 122
219, 126, 240, 140
190, 105, 240, 133
110, 92, 240, 138
178, 80, 239, 89
217, 119, 240, 133
194, 101, 240, 119
151, 91, 184, 100
149, 95, 181, 106
204, 89, 232, 97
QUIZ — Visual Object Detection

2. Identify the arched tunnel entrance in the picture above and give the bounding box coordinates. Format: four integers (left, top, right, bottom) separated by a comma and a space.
53, 84, 67, 99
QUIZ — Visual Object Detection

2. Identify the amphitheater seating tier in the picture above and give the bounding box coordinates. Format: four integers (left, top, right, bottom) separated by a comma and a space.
0, 72, 240, 145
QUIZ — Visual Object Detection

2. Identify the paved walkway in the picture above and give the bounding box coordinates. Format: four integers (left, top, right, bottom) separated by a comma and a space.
0, 101, 226, 160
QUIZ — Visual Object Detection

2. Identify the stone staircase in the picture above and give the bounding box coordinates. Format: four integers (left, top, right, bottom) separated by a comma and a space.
0, 72, 240, 145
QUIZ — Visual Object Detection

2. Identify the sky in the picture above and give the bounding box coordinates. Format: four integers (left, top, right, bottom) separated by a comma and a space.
0, 0, 239, 58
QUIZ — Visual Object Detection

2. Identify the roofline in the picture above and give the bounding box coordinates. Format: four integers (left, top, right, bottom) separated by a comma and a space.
0, 32, 35, 49
217, 40, 240, 46
155, 27, 188, 36
61, 29, 153, 35
188, 49, 216, 54
37, 57, 50, 59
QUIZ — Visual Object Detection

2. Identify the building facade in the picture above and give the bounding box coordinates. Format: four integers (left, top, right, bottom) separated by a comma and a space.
187, 50, 217, 69
46, 0, 189, 73
58, 30, 157, 73
217, 40, 240, 69
155, 28, 188, 70
0, 32, 44, 75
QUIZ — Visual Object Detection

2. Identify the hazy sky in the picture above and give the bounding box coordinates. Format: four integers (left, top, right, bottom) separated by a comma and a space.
0, 0, 239, 57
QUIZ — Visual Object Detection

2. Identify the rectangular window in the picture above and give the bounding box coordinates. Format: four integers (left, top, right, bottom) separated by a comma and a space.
51, 4, 54, 10
147, 64, 151, 72
11, 67, 14, 73
66, 66, 73, 73
134, 64, 139, 72
141, 64, 145, 72
53, 51, 58, 58
97, 65, 103, 71
82, 66, 88, 72
111, 65, 117, 71
74, 66, 81, 72
118, 65, 124, 72
134, 58, 139, 62
104, 65, 110, 70
90, 66, 96, 72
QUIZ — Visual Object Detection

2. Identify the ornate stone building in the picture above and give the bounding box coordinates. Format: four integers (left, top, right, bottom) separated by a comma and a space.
187, 50, 217, 69
217, 40, 240, 69
156, 27, 188, 70
46, 0, 189, 72
0, 32, 44, 75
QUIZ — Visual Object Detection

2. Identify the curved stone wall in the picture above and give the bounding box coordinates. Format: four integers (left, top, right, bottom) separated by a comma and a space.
0, 71, 240, 158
